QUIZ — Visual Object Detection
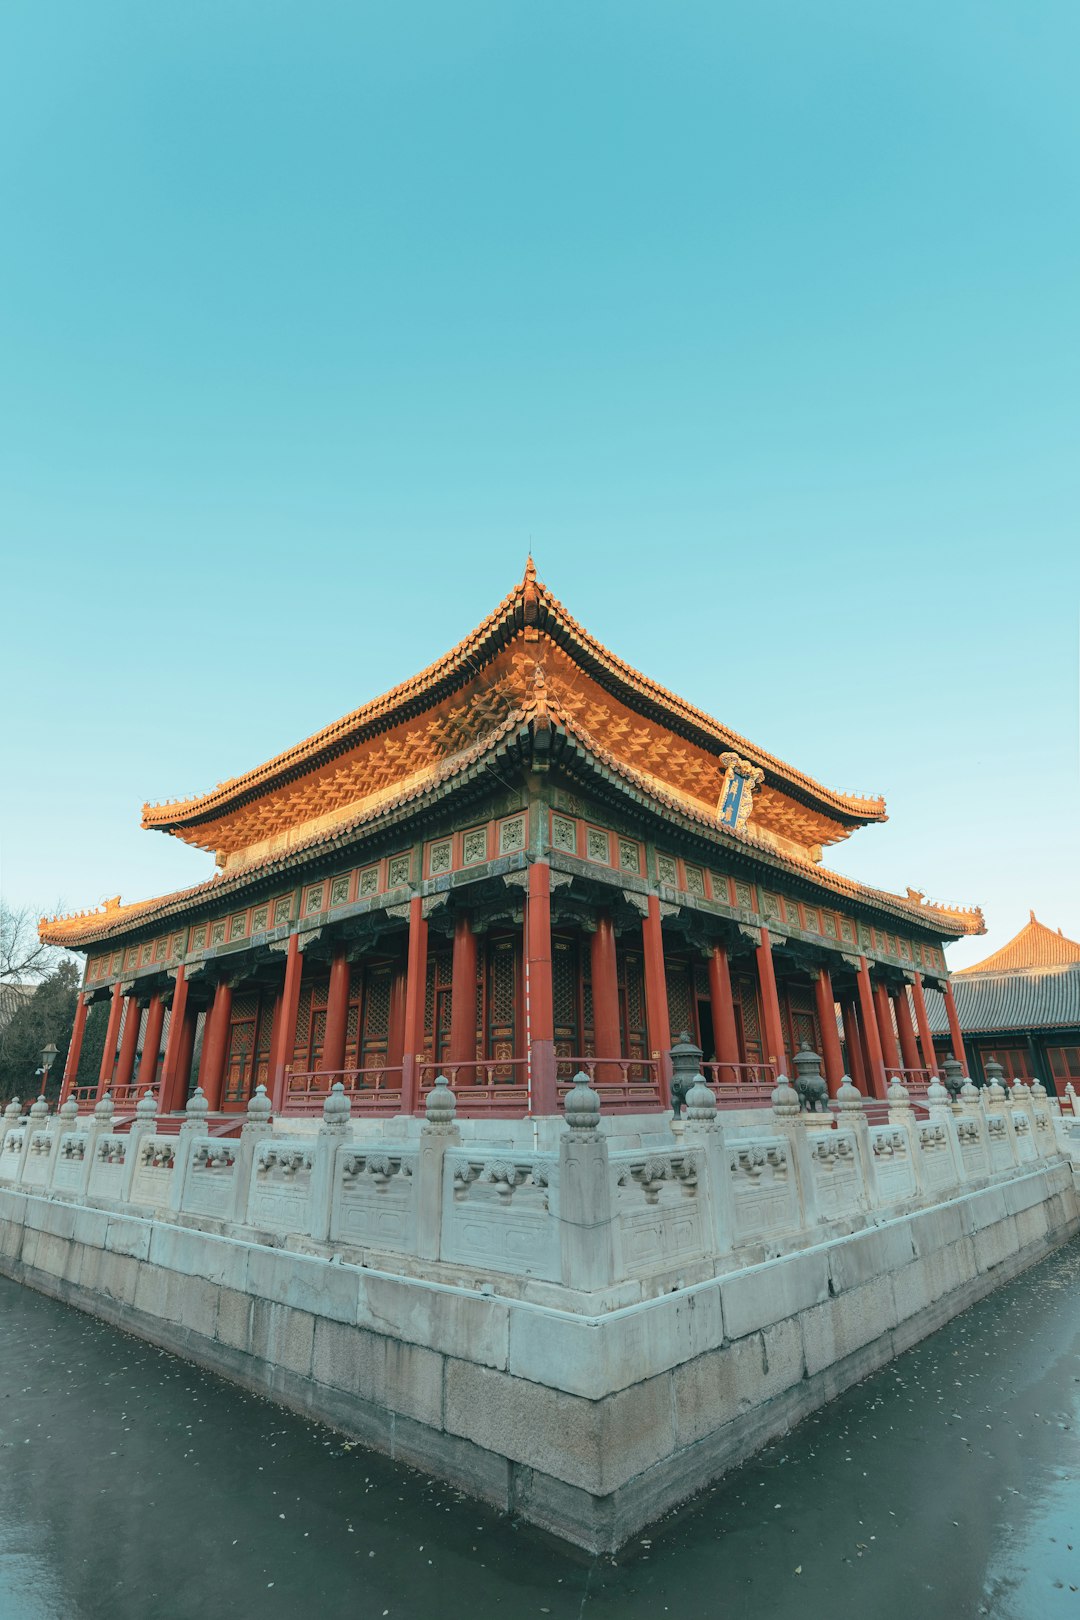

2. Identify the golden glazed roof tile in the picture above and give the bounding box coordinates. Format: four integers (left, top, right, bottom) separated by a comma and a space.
955, 912, 1080, 976
141, 563, 887, 839
44, 697, 974, 951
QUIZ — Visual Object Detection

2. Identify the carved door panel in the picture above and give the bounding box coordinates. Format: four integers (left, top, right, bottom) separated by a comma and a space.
483, 935, 518, 1078
359, 962, 393, 1070
732, 969, 764, 1066
424, 949, 453, 1067
618, 947, 648, 1077
552, 932, 582, 1075
224, 991, 276, 1111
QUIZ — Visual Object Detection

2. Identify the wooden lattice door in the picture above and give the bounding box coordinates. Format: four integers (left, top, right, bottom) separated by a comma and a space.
483, 934, 519, 1078
223, 990, 275, 1111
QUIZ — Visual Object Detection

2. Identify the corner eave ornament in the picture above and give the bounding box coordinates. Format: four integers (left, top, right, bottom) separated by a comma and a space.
717, 753, 764, 833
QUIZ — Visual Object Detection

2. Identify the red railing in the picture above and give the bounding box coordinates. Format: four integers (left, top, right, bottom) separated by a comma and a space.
885, 1066, 932, 1092
418, 1059, 530, 1117
555, 1056, 664, 1113
284, 1065, 403, 1116
108, 1084, 146, 1110
701, 1060, 777, 1110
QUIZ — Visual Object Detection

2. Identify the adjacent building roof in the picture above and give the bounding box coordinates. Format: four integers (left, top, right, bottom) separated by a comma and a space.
931, 913, 1080, 1036
955, 912, 1080, 976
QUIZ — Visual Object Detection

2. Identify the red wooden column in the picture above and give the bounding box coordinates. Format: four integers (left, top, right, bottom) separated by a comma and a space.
173, 1005, 197, 1107
322, 951, 351, 1075
873, 980, 901, 1074
400, 897, 428, 1114
707, 944, 740, 1079
893, 987, 922, 1074
911, 971, 939, 1076
942, 979, 968, 1073
59, 994, 90, 1103
139, 993, 166, 1095
526, 861, 557, 1115
449, 913, 478, 1068
856, 957, 887, 1098
200, 982, 233, 1111
270, 934, 303, 1113
840, 996, 868, 1092
158, 967, 189, 1113
642, 895, 672, 1107
591, 912, 621, 1079
97, 982, 125, 1099
755, 928, 789, 1079
113, 996, 143, 1095
814, 967, 845, 1096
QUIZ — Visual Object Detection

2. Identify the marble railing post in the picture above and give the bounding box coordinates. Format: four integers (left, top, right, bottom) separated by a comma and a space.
877, 1075, 921, 1199
683, 1074, 734, 1253
0, 1097, 23, 1149
417, 1075, 459, 1263
15, 1096, 51, 1186
168, 1088, 210, 1215
46, 1096, 82, 1193
122, 1091, 160, 1201
309, 1083, 351, 1242
559, 1074, 616, 1292
834, 1072, 875, 1209
770, 1075, 821, 1227
220, 1085, 276, 1224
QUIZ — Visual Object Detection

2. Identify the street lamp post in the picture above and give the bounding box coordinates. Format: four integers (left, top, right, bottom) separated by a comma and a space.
35, 1041, 59, 1099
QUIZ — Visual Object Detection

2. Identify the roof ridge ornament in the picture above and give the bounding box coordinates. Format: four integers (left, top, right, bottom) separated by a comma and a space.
716, 752, 764, 833
522, 554, 540, 626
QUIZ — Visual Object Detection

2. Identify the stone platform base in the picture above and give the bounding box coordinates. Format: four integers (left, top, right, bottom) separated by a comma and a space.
2, 1163, 1076, 1554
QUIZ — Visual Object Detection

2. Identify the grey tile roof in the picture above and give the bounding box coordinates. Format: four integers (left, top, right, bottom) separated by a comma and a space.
927, 965, 1080, 1035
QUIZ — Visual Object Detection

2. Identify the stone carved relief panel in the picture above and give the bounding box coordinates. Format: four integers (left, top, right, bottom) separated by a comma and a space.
728, 1138, 799, 1243
612, 1149, 704, 1274
869, 1126, 917, 1202
331, 1146, 418, 1253
809, 1131, 863, 1218
248, 1141, 315, 1232
440, 1151, 559, 1280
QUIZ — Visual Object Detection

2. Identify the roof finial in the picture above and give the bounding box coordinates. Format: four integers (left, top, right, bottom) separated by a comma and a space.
1030, 908, 1037, 923
522, 553, 539, 625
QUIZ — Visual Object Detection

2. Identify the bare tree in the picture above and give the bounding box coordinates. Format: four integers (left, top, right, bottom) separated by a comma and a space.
1, 901, 61, 986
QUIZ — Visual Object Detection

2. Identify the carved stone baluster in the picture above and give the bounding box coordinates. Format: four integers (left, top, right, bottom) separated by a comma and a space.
416, 1075, 459, 1263
559, 1073, 615, 1292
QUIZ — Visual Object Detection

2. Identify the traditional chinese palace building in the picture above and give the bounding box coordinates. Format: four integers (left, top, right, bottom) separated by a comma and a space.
41, 564, 985, 1121
928, 912, 1080, 1094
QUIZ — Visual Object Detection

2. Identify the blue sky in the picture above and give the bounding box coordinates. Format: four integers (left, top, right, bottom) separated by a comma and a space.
1, 1, 1076, 968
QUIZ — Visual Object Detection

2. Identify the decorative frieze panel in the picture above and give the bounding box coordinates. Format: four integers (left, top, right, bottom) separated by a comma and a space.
870, 1126, 917, 1202
728, 1138, 799, 1243
52, 1132, 90, 1195
1011, 1111, 1036, 1163
87, 1136, 127, 1201
955, 1118, 989, 1178
129, 1138, 177, 1210
917, 1122, 955, 1194
182, 1140, 239, 1219
440, 1151, 559, 1280
19, 1131, 54, 1189
984, 1115, 1014, 1174
0, 1128, 25, 1184
247, 1141, 315, 1232
808, 1131, 863, 1218
612, 1149, 705, 1274
331, 1147, 418, 1253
